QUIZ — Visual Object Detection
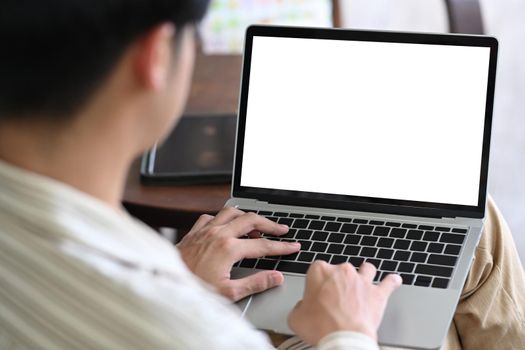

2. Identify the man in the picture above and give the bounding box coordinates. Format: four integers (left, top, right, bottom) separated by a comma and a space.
0, 1, 523, 349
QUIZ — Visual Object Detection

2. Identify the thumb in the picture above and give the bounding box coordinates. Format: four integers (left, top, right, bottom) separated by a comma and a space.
378, 273, 402, 297
228, 270, 284, 301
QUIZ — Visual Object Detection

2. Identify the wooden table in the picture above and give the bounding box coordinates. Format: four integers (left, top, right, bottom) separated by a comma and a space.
123, 54, 242, 230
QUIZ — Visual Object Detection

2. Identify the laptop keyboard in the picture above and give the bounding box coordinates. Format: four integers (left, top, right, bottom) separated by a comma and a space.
234, 208, 468, 289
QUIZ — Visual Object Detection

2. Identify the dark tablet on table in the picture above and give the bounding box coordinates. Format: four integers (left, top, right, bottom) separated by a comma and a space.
141, 114, 236, 184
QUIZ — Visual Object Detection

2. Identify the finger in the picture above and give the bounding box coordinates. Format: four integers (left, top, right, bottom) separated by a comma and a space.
190, 214, 214, 232
227, 270, 284, 301
236, 238, 300, 260
358, 262, 377, 282
378, 273, 403, 297
304, 260, 333, 292
226, 212, 288, 238
210, 206, 246, 226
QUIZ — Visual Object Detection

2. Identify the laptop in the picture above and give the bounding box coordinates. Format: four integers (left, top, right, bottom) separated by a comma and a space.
228, 25, 498, 349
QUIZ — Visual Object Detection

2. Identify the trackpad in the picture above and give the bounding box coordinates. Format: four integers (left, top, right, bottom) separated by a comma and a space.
233, 269, 305, 335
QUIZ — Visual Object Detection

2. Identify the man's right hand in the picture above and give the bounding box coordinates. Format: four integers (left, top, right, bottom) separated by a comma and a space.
288, 261, 402, 346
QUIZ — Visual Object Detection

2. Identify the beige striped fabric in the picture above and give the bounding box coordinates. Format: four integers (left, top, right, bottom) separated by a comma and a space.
0, 159, 376, 350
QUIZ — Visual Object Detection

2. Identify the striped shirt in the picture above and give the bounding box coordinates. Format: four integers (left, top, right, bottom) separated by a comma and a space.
0, 159, 377, 350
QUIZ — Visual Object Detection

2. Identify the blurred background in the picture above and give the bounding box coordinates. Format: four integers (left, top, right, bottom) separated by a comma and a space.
198, 0, 525, 264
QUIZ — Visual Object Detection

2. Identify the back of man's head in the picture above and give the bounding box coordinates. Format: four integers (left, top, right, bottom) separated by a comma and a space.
0, 0, 209, 121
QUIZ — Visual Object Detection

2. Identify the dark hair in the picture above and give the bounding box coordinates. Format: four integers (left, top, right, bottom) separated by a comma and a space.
0, 0, 209, 120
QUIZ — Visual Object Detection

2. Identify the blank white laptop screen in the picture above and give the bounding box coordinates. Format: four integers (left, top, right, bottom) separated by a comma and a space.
240, 36, 491, 206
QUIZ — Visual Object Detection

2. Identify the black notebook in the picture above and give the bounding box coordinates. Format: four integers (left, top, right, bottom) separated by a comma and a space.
141, 114, 236, 184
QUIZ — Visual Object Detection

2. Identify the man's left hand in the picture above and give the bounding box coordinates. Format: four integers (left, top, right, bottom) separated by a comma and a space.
177, 207, 300, 302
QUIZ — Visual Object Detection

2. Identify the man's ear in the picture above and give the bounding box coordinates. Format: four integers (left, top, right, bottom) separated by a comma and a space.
133, 23, 176, 90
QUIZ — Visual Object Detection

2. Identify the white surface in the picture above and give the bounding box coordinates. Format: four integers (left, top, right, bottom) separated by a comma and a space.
241, 36, 490, 206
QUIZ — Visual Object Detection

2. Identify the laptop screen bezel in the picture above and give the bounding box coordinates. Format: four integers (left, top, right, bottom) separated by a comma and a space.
232, 25, 498, 219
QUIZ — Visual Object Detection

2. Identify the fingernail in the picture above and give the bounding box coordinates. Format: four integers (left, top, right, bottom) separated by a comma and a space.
289, 242, 301, 247
280, 224, 289, 229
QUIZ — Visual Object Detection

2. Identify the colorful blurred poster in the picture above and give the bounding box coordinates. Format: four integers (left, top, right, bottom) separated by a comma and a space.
199, 0, 332, 54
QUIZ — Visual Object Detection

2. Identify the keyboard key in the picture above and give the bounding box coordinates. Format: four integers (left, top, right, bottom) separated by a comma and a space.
238, 208, 257, 213
340, 223, 358, 233
410, 241, 428, 252
280, 252, 299, 261
360, 247, 377, 257
394, 239, 410, 250
398, 262, 415, 273
267, 216, 279, 222
327, 244, 345, 254
349, 256, 365, 268
428, 254, 458, 267
423, 231, 440, 242
373, 226, 390, 237
365, 258, 381, 269
440, 233, 465, 244
411, 252, 427, 263
377, 238, 394, 248
325, 222, 342, 232
328, 233, 345, 243
277, 218, 294, 226
309, 220, 325, 230
343, 245, 360, 256
337, 217, 353, 223
444, 244, 462, 256
353, 219, 368, 224
428, 243, 445, 253
452, 228, 468, 234
381, 260, 398, 271
298, 252, 315, 262
274, 212, 288, 217
298, 240, 312, 251
296, 229, 313, 240
377, 249, 394, 259
402, 223, 418, 229
331, 255, 348, 264
400, 273, 415, 285
289, 213, 304, 218
305, 214, 320, 219
419, 225, 433, 230
321, 216, 336, 221
312, 231, 329, 241
369, 220, 385, 225
394, 251, 410, 261
415, 275, 432, 287
239, 259, 257, 268
385, 222, 401, 227
276, 261, 309, 274
312, 242, 328, 252
379, 271, 389, 282
374, 270, 382, 282
390, 228, 407, 238
344, 234, 361, 245
406, 230, 423, 240
435, 226, 451, 232
256, 259, 277, 270
357, 225, 374, 235
386, 222, 401, 227
432, 278, 450, 289
259, 211, 272, 216
361, 236, 378, 246
315, 253, 331, 262
415, 264, 453, 277
292, 219, 309, 229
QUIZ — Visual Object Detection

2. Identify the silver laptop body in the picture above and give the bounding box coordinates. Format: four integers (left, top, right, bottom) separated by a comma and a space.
228, 25, 498, 350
